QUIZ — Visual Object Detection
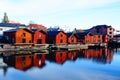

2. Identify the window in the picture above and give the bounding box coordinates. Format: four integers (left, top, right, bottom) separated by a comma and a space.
61, 34, 63, 37
109, 28, 112, 30
98, 40, 100, 42
86, 40, 88, 43
60, 39, 63, 43
6, 36, 9, 40
22, 33, 26, 37
37, 39, 42, 44
38, 34, 41, 38
71, 37, 74, 43
72, 39, 74, 43
98, 35, 100, 38
109, 32, 112, 34
109, 36, 112, 38
22, 39, 26, 43
29, 40, 32, 43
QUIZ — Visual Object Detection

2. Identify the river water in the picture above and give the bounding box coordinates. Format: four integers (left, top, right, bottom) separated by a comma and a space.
0, 48, 120, 80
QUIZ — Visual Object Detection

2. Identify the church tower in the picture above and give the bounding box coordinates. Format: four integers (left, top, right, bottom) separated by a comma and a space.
2, 12, 9, 23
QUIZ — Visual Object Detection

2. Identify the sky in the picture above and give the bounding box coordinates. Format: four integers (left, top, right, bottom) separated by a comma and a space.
0, 0, 120, 31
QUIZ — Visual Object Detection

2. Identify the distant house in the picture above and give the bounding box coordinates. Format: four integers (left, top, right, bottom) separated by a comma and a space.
67, 32, 78, 44
4, 28, 33, 45
0, 23, 26, 37
113, 34, 120, 42
47, 31, 67, 44
27, 24, 46, 31
90, 25, 114, 39
31, 29, 47, 44
0, 13, 26, 38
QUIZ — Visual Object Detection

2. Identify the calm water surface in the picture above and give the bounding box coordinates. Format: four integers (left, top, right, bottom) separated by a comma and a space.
0, 48, 120, 80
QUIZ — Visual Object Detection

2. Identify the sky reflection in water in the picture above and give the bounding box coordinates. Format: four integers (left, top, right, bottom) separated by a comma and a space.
0, 48, 120, 80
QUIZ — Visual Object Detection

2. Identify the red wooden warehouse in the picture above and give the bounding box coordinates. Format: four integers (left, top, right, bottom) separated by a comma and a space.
31, 29, 47, 44
47, 31, 67, 44
67, 32, 78, 44
76, 30, 103, 44
84, 33, 103, 44
4, 28, 33, 45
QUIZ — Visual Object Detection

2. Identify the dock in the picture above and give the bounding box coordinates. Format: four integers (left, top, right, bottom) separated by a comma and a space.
0, 43, 107, 52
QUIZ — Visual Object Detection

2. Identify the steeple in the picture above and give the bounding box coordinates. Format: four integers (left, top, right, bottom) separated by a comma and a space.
2, 12, 9, 23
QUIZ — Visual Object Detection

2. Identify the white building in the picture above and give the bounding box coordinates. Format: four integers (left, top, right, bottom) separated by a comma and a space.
0, 23, 26, 37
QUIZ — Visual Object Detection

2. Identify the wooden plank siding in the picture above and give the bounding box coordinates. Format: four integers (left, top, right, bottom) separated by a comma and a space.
33, 30, 46, 44
4, 28, 33, 44
47, 31, 67, 45
68, 34, 78, 44
56, 32, 67, 45
15, 29, 32, 43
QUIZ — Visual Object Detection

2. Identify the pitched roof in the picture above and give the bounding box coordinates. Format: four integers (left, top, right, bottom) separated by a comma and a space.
4, 28, 32, 33
4, 28, 22, 32
75, 30, 90, 39
47, 31, 65, 36
67, 32, 73, 37
28, 24, 46, 30
91, 25, 111, 29
0, 23, 26, 27
31, 29, 47, 34
67, 32, 78, 38
114, 34, 120, 37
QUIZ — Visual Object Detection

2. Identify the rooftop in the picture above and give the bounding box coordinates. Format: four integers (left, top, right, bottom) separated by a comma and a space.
0, 23, 26, 27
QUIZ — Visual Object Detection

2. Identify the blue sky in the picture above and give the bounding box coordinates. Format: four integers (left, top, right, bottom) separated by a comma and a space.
0, 0, 120, 30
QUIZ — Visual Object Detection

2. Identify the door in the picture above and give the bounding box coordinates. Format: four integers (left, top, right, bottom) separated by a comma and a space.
37, 39, 42, 44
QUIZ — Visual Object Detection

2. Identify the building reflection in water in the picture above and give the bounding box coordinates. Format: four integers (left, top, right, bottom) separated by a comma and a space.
84, 47, 114, 64
33, 53, 46, 68
46, 51, 67, 64
1, 47, 114, 75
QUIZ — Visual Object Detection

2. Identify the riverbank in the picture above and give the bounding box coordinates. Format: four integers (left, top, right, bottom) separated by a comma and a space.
0, 43, 107, 52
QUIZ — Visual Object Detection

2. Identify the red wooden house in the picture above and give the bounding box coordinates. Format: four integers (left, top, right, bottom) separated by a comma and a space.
76, 30, 103, 44
47, 31, 67, 44
4, 28, 33, 45
31, 29, 47, 44
67, 32, 78, 44
33, 53, 46, 67
84, 33, 102, 44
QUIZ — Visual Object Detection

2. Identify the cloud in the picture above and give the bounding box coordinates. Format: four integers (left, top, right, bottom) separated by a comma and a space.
0, 0, 120, 29
0, 0, 119, 16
